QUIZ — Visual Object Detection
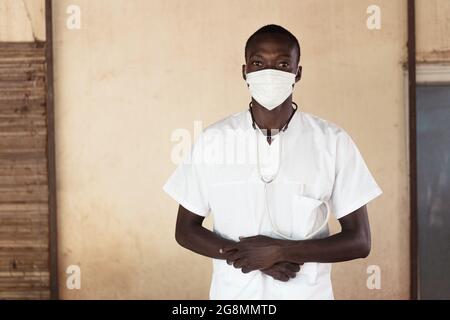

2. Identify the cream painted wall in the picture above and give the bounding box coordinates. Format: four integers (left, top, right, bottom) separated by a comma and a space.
0, 0, 45, 41
416, 0, 450, 62
51, 0, 411, 299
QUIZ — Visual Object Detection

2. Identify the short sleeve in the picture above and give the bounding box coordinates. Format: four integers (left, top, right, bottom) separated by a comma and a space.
162, 133, 211, 217
329, 130, 383, 219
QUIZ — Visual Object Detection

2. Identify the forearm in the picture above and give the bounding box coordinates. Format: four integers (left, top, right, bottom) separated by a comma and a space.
176, 224, 236, 260
277, 230, 371, 264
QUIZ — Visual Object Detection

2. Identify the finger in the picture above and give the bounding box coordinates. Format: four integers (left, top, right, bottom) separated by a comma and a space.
283, 263, 301, 273
261, 268, 276, 277
278, 272, 290, 282
261, 268, 288, 282
273, 265, 296, 278
243, 265, 258, 273
221, 245, 238, 253
285, 270, 297, 278
226, 251, 242, 265
233, 258, 247, 269
271, 270, 289, 282
241, 266, 252, 274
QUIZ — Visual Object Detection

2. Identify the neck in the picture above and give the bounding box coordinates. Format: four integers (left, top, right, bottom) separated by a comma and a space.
251, 97, 293, 130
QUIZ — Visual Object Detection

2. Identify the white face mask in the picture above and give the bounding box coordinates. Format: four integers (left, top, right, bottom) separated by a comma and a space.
245, 69, 296, 110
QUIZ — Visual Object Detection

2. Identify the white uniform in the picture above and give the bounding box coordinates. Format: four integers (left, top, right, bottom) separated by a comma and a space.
163, 108, 382, 299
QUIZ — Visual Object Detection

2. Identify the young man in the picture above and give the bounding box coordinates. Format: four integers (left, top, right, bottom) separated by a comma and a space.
163, 24, 382, 299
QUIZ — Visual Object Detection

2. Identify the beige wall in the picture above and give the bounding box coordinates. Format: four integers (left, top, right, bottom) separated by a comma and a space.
416, 0, 450, 62
0, 0, 45, 41
51, 0, 411, 299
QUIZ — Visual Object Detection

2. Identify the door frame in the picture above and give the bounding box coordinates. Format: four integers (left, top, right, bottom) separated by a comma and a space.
45, 0, 58, 300
405, 63, 450, 300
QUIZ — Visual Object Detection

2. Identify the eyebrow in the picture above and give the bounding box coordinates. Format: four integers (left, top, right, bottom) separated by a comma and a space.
249, 53, 293, 59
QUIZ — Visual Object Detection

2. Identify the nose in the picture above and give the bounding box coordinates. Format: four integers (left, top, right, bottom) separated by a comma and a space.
263, 63, 277, 70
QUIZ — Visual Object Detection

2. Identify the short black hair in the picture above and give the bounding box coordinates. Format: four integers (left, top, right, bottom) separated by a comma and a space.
245, 24, 301, 64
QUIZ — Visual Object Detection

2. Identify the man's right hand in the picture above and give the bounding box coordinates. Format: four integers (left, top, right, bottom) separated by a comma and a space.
260, 262, 302, 282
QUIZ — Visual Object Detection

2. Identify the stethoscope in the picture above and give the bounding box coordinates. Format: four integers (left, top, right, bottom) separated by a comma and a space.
226, 102, 331, 293
248, 101, 330, 241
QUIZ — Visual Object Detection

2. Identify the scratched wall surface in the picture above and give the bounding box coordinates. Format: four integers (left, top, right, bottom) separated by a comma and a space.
0, 0, 45, 42
0, 0, 49, 299
0, 42, 50, 299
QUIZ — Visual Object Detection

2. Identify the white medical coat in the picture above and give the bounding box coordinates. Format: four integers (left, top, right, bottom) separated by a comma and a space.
163, 109, 383, 299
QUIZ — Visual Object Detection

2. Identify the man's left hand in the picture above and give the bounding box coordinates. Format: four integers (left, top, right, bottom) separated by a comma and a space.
221, 235, 284, 272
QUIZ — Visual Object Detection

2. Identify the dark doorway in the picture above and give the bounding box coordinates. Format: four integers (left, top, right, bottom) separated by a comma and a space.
416, 84, 450, 299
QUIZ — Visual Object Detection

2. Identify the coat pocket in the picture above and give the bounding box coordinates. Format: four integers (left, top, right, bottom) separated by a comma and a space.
291, 195, 324, 239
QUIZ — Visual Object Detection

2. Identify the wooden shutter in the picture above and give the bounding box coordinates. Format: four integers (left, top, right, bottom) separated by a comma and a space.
0, 42, 54, 299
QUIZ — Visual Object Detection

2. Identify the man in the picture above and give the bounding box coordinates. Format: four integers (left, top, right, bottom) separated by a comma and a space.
163, 24, 382, 299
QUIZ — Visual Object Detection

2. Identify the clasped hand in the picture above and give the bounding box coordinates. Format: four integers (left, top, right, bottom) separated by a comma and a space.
220, 235, 302, 282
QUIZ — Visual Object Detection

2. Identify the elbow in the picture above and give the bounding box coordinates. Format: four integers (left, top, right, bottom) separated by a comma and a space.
175, 227, 187, 248
345, 228, 371, 259
357, 233, 371, 259
359, 241, 371, 258
175, 224, 193, 250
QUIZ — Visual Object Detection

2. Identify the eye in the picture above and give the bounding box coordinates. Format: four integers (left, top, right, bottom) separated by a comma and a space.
279, 62, 289, 68
251, 60, 263, 67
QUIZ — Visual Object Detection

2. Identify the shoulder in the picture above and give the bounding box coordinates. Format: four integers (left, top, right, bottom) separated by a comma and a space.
201, 110, 250, 138
298, 110, 348, 140
187, 110, 250, 157
205, 110, 249, 131
296, 111, 359, 159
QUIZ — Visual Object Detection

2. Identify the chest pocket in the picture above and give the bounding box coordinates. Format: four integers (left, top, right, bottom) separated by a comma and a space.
277, 180, 330, 240
291, 194, 326, 239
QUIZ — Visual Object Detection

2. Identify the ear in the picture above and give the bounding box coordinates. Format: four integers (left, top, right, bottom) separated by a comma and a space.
295, 65, 302, 83
242, 64, 247, 81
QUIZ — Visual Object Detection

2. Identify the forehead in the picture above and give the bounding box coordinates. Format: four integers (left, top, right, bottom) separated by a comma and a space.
246, 33, 297, 60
